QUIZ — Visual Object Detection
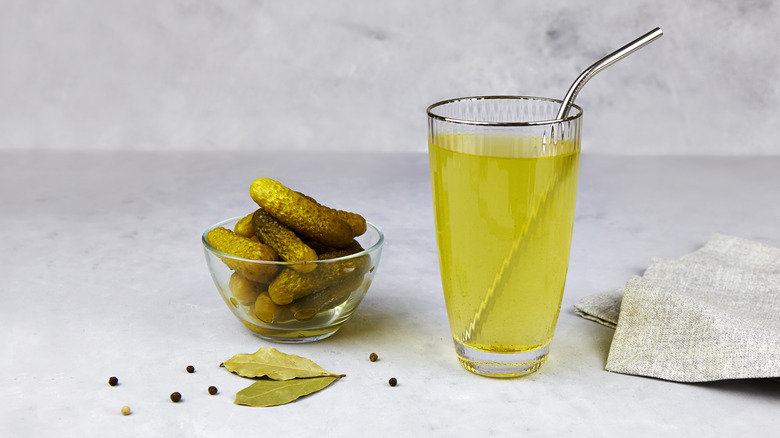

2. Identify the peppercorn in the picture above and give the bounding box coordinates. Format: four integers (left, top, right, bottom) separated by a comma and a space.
186, 365, 195, 373
369, 353, 378, 362
170, 392, 182, 402
120, 406, 131, 416
388, 377, 397, 387
108, 376, 118, 386
208, 386, 218, 395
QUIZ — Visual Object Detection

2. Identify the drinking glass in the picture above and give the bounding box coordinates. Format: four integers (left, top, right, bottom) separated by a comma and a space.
428, 96, 582, 377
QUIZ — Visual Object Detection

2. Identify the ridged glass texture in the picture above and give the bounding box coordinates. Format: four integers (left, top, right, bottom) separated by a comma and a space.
428, 96, 582, 158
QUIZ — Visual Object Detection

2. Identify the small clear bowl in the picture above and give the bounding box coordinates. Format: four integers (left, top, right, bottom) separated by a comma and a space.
202, 217, 384, 343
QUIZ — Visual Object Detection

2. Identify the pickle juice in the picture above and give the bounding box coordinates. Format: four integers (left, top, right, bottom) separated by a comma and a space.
429, 134, 579, 357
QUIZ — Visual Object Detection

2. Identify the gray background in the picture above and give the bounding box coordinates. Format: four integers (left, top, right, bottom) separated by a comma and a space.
2, 0, 778, 155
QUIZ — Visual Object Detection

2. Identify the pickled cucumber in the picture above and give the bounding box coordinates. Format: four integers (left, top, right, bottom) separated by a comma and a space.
297, 192, 367, 237
254, 291, 293, 324
290, 273, 365, 321
206, 227, 279, 283
267, 242, 370, 305
233, 212, 256, 238
331, 209, 367, 237
251, 208, 318, 272
250, 178, 353, 248
229, 273, 264, 305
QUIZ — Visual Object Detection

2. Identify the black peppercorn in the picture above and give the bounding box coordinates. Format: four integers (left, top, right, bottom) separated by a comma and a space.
186, 365, 195, 373
208, 386, 218, 395
108, 376, 118, 386
170, 392, 182, 402
388, 377, 397, 387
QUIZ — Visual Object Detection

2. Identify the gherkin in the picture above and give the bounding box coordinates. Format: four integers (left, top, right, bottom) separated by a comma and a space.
331, 209, 367, 237
250, 178, 353, 248
251, 208, 318, 272
254, 291, 293, 324
206, 227, 279, 283
229, 273, 264, 305
297, 192, 367, 237
290, 273, 365, 321
267, 241, 369, 305
233, 212, 256, 238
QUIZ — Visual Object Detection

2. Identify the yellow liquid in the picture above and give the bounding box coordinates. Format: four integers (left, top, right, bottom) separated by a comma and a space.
429, 134, 579, 354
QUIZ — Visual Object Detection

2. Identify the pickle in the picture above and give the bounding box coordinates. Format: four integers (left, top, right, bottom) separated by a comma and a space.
254, 291, 294, 324
305, 240, 364, 256
233, 212, 256, 238
267, 243, 370, 305
251, 208, 317, 273
320, 240, 364, 259
250, 178, 353, 248
290, 273, 365, 321
332, 209, 367, 237
306, 240, 336, 255
206, 227, 279, 283
229, 273, 264, 305
297, 192, 367, 237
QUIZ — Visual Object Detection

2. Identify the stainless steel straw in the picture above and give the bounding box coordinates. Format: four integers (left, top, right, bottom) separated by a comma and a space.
556, 27, 663, 120
462, 27, 663, 344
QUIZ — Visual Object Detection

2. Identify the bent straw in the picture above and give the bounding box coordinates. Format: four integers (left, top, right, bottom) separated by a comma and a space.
462, 28, 663, 344
556, 27, 663, 120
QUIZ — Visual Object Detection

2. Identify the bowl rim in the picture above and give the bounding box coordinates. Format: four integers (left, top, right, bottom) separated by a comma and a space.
202, 216, 384, 265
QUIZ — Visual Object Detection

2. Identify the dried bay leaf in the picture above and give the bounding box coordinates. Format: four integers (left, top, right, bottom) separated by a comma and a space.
223, 347, 345, 380
234, 377, 337, 407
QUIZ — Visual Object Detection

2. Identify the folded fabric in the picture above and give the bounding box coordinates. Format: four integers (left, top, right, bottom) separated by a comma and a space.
574, 234, 780, 382
574, 289, 622, 329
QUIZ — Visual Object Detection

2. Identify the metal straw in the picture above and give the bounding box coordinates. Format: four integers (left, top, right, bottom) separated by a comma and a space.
462, 27, 664, 344
556, 27, 663, 120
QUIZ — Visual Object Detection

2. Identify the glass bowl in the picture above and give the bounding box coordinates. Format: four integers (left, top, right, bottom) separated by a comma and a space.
202, 217, 384, 343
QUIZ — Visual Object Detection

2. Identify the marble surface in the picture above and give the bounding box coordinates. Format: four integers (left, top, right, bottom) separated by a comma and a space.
1, 0, 779, 155
1, 150, 778, 437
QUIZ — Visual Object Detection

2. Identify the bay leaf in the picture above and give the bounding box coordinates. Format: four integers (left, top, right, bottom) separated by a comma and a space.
234, 377, 337, 407
223, 347, 344, 380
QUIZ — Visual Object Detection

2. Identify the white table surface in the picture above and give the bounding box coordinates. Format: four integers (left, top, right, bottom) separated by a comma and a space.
2, 150, 779, 437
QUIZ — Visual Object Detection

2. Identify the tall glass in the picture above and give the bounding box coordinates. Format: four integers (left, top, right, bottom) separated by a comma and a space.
427, 96, 582, 377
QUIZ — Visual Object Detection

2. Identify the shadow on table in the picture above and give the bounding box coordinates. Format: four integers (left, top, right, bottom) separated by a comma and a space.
693, 378, 780, 399
332, 307, 395, 342
331, 286, 445, 344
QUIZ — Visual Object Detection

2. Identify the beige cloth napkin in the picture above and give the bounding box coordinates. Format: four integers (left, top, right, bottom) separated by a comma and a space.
574, 234, 780, 382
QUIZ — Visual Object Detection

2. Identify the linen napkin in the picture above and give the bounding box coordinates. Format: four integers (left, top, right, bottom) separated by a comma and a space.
574, 234, 780, 382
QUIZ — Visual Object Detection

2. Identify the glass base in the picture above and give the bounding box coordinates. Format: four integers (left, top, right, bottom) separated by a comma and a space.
241, 320, 344, 343
252, 330, 339, 343
454, 339, 550, 378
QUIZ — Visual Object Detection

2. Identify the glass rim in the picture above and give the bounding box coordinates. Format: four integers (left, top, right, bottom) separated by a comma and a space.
202, 217, 384, 265
426, 95, 583, 127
